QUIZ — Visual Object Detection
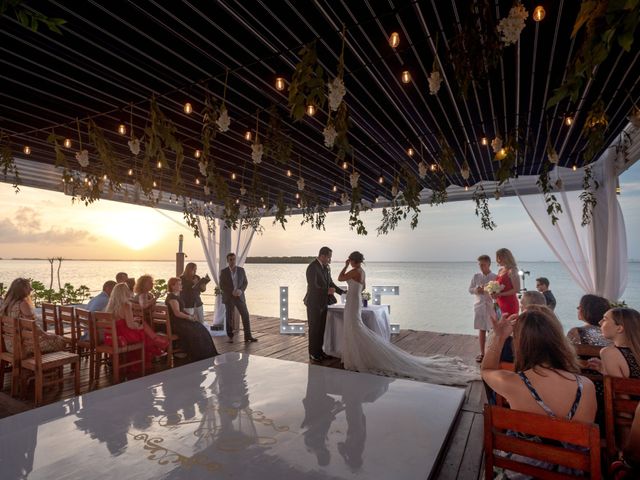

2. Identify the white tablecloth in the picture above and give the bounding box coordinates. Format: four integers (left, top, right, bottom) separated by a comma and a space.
323, 304, 391, 358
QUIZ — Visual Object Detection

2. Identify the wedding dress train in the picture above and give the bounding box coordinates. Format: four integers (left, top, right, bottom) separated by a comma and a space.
341, 274, 479, 386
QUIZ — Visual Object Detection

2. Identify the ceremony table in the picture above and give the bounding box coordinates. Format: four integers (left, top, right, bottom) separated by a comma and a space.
0, 353, 465, 479
323, 304, 391, 358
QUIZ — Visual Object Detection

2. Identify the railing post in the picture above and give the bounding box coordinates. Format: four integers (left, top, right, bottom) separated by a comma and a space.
176, 234, 185, 277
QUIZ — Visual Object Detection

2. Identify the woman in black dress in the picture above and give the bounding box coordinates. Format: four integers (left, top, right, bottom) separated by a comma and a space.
166, 277, 218, 362
180, 262, 206, 324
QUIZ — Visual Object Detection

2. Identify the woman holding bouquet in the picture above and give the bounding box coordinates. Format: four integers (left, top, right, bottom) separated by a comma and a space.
493, 248, 520, 317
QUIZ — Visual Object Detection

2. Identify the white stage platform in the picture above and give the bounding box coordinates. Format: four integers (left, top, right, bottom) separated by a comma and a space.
0, 353, 465, 479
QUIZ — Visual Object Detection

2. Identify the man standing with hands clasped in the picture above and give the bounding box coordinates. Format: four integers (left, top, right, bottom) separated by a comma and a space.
469, 254, 497, 363
305, 247, 345, 362
220, 252, 257, 344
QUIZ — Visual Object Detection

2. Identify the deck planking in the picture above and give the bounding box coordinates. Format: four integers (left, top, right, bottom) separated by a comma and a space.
1, 314, 486, 479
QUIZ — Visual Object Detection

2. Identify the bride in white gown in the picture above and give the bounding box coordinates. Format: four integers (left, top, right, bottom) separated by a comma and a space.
337, 251, 479, 386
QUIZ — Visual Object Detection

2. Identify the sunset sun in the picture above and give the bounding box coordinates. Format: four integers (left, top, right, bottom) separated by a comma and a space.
99, 210, 167, 251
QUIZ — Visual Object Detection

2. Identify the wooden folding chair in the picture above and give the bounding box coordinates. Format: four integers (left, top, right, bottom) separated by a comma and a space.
57, 305, 77, 353
0, 316, 20, 396
74, 308, 96, 390
484, 405, 601, 479
18, 318, 80, 406
41, 303, 58, 333
150, 305, 180, 368
604, 376, 640, 462
93, 312, 144, 385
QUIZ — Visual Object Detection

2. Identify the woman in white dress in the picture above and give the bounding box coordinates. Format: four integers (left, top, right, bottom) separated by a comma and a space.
337, 251, 478, 386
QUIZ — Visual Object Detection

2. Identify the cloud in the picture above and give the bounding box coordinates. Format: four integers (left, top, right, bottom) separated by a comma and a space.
0, 207, 95, 244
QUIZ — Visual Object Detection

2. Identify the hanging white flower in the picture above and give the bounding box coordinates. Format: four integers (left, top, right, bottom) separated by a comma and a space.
428, 70, 442, 95
251, 141, 263, 164
349, 171, 360, 189
340, 192, 350, 205
204, 185, 211, 196
461, 164, 470, 180
494, 189, 501, 200
216, 104, 231, 132
240, 187, 247, 196
418, 161, 428, 179
75, 149, 89, 168
497, 3, 528, 46
555, 178, 563, 190
548, 149, 559, 164
328, 77, 346, 112
628, 107, 640, 129
323, 124, 337, 148
391, 185, 398, 197
127, 137, 141, 156
491, 136, 503, 153
198, 160, 208, 177
297, 177, 305, 191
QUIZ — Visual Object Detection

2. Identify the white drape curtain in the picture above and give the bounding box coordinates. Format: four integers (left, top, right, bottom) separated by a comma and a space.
512, 125, 638, 301
197, 217, 257, 329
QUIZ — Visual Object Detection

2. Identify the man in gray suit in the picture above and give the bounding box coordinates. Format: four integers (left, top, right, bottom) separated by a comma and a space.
220, 252, 257, 343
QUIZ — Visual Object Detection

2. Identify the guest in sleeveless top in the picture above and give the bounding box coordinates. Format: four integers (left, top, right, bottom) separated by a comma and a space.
589, 308, 640, 379
165, 277, 217, 362
0, 278, 65, 355
133, 275, 156, 323
493, 248, 520, 317
482, 306, 597, 478
567, 294, 611, 347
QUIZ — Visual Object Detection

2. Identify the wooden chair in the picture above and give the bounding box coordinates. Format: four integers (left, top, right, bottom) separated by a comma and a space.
41, 303, 58, 333
484, 405, 601, 479
131, 303, 144, 323
57, 305, 77, 353
0, 316, 20, 396
74, 308, 96, 390
93, 312, 144, 385
604, 376, 640, 462
18, 318, 80, 406
574, 344, 604, 359
150, 305, 180, 368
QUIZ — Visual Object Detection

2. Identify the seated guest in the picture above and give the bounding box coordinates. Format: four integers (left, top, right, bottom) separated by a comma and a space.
115, 272, 128, 283
610, 402, 640, 479
165, 277, 218, 362
0, 278, 65, 354
133, 275, 156, 321
567, 294, 611, 347
499, 291, 547, 363
87, 280, 116, 312
180, 262, 207, 324
482, 307, 597, 475
125, 277, 136, 294
104, 283, 167, 369
590, 308, 640, 379
535, 277, 556, 310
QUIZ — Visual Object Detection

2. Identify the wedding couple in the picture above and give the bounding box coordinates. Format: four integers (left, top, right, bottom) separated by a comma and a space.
305, 247, 478, 386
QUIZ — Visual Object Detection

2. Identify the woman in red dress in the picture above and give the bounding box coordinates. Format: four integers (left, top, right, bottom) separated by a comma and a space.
105, 283, 168, 371
493, 248, 520, 316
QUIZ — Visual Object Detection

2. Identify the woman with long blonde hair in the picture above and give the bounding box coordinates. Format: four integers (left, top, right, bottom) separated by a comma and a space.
493, 248, 520, 317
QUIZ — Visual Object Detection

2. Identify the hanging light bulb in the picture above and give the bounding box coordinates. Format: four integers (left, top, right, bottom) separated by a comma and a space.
194, 149, 201, 159
295, 192, 300, 199
342, 161, 348, 170
235, 198, 240, 204
184, 102, 193, 114
378, 175, 384, 184
464, 186, 469, 191
195, 178, 200, 185
389, 32, 400, 48
481, 137, 488, 146
153, 181, 157, 187
572, 164, 577, 171
23, 145, 31, 155
117, 123, 127, 135
157, 160, 162, 168
375, 196, 379, 203
496, 148, 508, 160
64, 138, 72, 148
565, 116, 573, 126
407, 147, 414, 157
306, 104, 316, 116
231, 172, 237, 180
244, 130, 252, 141
401, 70, 411, 84
332, 184, 337, 192
84, 177, 88, 184
128, 168, 133, 176
103, 174, 108, 181
275, 76, 286, 91
297, 202, 301, 208
430, 164, 437, 172
533, 6, 545, 22
286, 169, 292, 177
262, 203, 267, 209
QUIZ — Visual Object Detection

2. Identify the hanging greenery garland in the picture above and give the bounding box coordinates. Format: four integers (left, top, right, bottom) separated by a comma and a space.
579, 165, 599, 226
288, 41, 326, 122
472, 185, 496, 231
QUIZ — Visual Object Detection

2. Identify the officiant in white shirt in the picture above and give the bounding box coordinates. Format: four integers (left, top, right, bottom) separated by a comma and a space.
469, 254, 497, 362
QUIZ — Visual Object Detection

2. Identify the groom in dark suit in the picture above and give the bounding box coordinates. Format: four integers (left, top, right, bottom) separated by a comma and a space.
220, 252, 257, 343
305, 246, 345, 362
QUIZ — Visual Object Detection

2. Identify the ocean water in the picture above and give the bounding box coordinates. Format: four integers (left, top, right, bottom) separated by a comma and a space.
0, 259, 638, 335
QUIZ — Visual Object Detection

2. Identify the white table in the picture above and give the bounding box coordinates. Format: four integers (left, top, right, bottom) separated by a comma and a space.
0, 353, 464, 479
323, 304, 391, 358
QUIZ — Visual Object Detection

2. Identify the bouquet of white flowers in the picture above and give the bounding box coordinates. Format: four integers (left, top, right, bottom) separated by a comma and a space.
484, 281, 503, 295
361, 291, 371, 301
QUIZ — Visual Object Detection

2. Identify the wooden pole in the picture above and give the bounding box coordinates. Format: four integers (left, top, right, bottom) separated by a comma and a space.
176, 234, 185, 276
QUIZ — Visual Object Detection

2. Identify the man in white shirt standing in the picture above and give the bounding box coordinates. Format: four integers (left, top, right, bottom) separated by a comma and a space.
469, 254, 497, 362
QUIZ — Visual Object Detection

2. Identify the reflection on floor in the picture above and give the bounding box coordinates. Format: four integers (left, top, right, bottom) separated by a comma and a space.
0, 353, 466, 479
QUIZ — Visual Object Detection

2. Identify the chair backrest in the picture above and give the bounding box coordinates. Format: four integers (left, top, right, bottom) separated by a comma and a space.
574, 344, 603, 359
57, 305, 77, 342
41, 303, 58, 333
18, 318, 42, 364
484, 405, 601, 479
93, 312, 118, 352
74, 308, 94, 348
131, 302, 144, 323
0, 316, 18, 358
604, 375, 640, 461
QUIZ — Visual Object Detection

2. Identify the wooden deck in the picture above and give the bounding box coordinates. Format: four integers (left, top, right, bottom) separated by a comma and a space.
1, 314, 486, 479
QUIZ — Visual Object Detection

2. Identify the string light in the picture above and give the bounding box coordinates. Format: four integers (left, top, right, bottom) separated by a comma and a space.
496, 148, 507, 160
480, 137, 488, 146
430, 164, 437, 172
378, 175, 384, 184
117, 123, 127, 135
244, 130, 252, 141
275, 76, 286, 91
464, 186, 469, 191
194, 149, 201, 158
183, 102, 193, 114
286, 169, 292, 177
103, 174, 107, 180
157, 160, 162, 168
23, 145, 31, 155
342, 161, 348, 169
401, 70, 411, 84
572, 164, 577, 171
153, 181, 157, 187
389, 32, 400, 48
565, 116, 573, 126
262, 204, 267, 209
533, 6, 545, 22
235, 198, 240, 204
83, 177, 88, 184
295, 192, 300, 199
306, 104, 316, 116
231, 172, 237, 180
128, 168, 133, 176
407, 147, 414, 157
332, 184, 337, 192
195, 178, 200, 185
63, 138, 72, 148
